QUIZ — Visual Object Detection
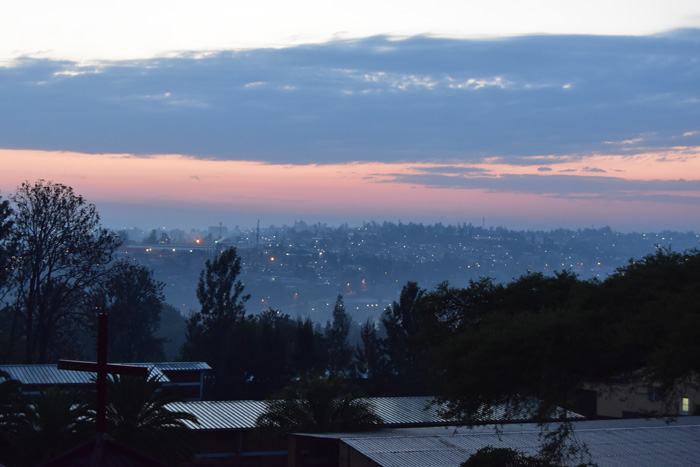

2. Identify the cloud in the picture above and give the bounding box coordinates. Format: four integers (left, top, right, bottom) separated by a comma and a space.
603, 137, 644, 145
1, 31, 699, 164
582, 167, 607, 173
537, 167, 552, 172
379, 172, 700, 205
411, 166, 492, 175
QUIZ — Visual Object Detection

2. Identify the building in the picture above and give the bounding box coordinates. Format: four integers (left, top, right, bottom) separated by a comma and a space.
291, 416, 700, 467
0, 361, 211, 401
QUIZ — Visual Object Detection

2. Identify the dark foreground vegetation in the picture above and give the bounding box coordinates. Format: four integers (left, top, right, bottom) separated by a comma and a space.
1, 181, 699, 466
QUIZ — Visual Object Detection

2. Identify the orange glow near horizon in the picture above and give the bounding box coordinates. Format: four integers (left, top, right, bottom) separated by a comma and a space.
1, 148, 699, 231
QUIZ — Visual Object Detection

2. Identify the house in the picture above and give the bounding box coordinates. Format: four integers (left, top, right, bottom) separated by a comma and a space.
167, 396, 581, 465
594, 380, 700, 418
0, 361, 211, 401
166, 397, 466, 464
290, 416, 700, 467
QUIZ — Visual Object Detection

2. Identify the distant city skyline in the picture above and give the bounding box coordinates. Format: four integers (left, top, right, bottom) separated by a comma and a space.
1, 2, 699, 233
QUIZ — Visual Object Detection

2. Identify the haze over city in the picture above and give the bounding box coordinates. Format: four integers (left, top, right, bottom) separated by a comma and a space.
1, 0, 699, 232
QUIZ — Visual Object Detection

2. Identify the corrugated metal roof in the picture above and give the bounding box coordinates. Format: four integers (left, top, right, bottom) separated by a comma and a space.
164, 396, 568, 432
340, 417, 700, 467
368, 397, 581, 427
0, 363, 170, 385
165, 398, 445, 431
150, 362, 212, 371
1, 364, 96, 386
166, 400, 267, 430
368, 397, 451, 426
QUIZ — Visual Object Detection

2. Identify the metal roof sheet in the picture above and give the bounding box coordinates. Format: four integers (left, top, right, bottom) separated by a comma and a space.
166, 400, 267, 430
150, 362, 212, 371
164, 396, 565, 432
340, 417, 700, 467
0, 363, 170, 385
368, 397, 447, 426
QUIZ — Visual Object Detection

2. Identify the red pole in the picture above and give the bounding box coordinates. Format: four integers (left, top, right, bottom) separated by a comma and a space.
96, 313, 107, 433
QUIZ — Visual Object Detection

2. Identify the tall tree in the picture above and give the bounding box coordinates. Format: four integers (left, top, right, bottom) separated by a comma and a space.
0, 196, 18, 362
0, 195, 14, 294
102, 261, 166, 362
325, 294, 352, 375
180, 247, 251, 398
379, 281, 430, 394
355, 318, 386, 380
291, 316, 325, 374
7, 180, 120, 362
249, 309, 296, 397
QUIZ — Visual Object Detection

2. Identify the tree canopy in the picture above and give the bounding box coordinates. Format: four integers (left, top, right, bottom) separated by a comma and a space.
102, 261, 166, 362
256, 374, 380, 435
2, 180, 121, 363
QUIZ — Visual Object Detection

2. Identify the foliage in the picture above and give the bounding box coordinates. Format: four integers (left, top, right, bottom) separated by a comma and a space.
0, 195, 14, 297
326, 294, 352, 375
182, 247, 336, 398
22, 387, 93, 466
106, 372, 198, 466
597, 248, 700, 393
102, 260, 166, 362
418, 271, 600, 423
256, 374, 380, 435
195, 247, 250, 325
180, 247, 252, 398
291, 316, 326, 374
157, 303, 188, 361
247, 309, 298, 396
0, 370, 28, 467
4, 180, 120, 362
355, 318, 389, 392
379, 281, 430, 394
461, 446, 567, 467
413, 249, 700, 464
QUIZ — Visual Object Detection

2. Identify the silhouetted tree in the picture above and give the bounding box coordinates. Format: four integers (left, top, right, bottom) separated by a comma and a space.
461, 446, 576, 467
325, 294, 352, 375
6, 180, 120, 362
0, 196, 18, 362
249, 309, 296, 397
596, 248, 700, 396
106, 373, 198, 466
380, 281, 429, 394
157, 304, 187, 361
291, 316, 325, 374
0, 195, 13, 294
22, 387, 92, 466
256, 374, 380, 435
355, 318, 389, 393
102, 261, 166, 362
180, 247, 251, 398
0, 370, 28, 466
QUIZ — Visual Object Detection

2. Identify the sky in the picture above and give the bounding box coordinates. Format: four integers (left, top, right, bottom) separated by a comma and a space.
1, 1, 699, 233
